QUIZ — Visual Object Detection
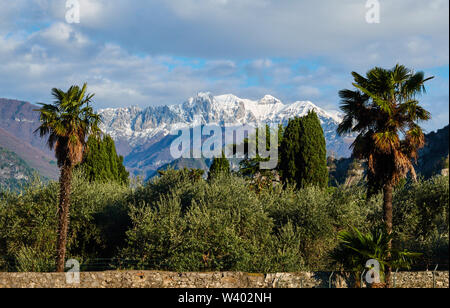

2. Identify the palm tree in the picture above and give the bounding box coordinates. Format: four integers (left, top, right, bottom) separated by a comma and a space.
35, 83, 101, 272
331, 227, 421, 288
337, 64, 433, 287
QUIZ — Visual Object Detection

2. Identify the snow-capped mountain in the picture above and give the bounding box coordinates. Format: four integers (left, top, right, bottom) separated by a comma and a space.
100, 92, 343, 146
98, 92, 354, 178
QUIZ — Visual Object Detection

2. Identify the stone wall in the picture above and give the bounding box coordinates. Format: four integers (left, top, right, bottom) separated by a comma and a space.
0, 271, 448, 288
391, 271, 448, 288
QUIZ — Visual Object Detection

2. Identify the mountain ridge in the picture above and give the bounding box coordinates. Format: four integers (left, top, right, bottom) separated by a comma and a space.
0, 98, 54, 157
98, 92, 353, 178
0, 94, 356, 180
99, 92, 343, 141
0, 127, 59, 179
1, 95, 448, 182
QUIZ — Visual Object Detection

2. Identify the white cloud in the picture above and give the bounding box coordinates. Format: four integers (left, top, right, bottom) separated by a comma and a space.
0, 0, 448, 130
3, 1, 446, 66
38, 22, 89, 46
297, 86, 321, 98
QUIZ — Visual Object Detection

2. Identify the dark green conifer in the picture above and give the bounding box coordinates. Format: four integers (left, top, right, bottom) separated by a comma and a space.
208, 151, 230, 179
279, 111, 328, 188
80, 135, 129, 185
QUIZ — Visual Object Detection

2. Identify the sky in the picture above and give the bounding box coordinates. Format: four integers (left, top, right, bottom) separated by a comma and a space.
0, 0, 448, 131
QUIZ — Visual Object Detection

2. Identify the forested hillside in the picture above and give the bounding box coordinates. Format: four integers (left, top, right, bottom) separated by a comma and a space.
0, 146, 35, 191
417, 125, 449, 178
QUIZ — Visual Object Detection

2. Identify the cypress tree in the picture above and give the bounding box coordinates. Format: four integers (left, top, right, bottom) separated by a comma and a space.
208, 151, 230, 179
279, 111, 328, 188
79, 135, 129, 185
117, 155, 129, 184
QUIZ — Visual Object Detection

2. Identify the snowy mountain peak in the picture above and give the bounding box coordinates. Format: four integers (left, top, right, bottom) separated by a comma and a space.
197, 91, 213, 98
194, 92, 214, 102
95, 92, 352, 173
98, 92, 348, 156
258, 95, 282, 105
185, 92, 214, 106
288, 100, 342, 123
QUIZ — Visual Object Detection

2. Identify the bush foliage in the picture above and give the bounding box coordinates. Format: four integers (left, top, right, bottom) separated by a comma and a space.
0, 168, 447, 272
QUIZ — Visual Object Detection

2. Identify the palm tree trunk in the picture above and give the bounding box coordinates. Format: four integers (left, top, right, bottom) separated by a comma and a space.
56, 164, 73, 272
383, 183, 393, 288
354, 272, 361, 288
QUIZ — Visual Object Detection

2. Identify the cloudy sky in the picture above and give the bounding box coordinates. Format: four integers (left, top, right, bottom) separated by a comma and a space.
0, 0, 448, 130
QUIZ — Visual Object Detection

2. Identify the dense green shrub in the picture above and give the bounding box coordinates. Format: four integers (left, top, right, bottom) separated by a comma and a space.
121, 174, 305, 273
0, 168, 447, 272
393, 176, 449, 268
0, 177, 58, 269
0, 171, 129, 271
260, 184, 381, 269
331, 176, 449, 272
121, 170, 384, 271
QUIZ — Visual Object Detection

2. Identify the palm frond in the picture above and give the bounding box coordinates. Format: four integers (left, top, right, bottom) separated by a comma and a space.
35, 83, 103, 167
338, 65, 432, 186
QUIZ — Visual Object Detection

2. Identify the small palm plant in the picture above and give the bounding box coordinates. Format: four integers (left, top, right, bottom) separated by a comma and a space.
331, 227, 421, 288
35, 83, 101, 272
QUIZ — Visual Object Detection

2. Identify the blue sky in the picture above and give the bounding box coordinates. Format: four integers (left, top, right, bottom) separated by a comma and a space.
0, 0, 448, 131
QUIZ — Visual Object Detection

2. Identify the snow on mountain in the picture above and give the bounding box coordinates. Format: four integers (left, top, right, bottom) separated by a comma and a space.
98, 92, 352, 178
99, 92, 343, 146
